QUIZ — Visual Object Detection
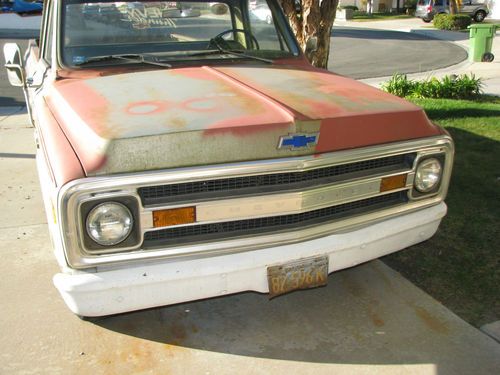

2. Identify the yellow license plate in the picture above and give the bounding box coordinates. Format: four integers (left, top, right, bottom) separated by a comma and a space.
267, 255, 329, 298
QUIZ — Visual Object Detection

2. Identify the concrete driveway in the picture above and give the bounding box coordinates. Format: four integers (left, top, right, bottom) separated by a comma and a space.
1, 110, 499, 374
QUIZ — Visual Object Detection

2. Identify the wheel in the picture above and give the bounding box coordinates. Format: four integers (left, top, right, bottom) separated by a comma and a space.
473, 10, 486, 22
422, 18, 431, 23
482, 52, 494, 62
210, 28, 260, 50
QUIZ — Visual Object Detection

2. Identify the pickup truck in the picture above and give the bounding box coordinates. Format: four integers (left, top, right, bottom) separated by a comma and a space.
3, 0, 454, 317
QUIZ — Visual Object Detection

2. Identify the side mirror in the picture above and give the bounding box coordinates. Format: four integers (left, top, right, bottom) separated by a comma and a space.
305, 37, 318, 55
3, 43, 25, 87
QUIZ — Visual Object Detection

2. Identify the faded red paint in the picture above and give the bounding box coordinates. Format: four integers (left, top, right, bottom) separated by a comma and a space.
215, 67, 419, 121
36, 100, 85, 186
46, 81, 110, 175
53, 79, 110, 135
301, 99, 344, 117
315, 110, 437, 153
171, 66, 220, 81
45, 64, 442, 177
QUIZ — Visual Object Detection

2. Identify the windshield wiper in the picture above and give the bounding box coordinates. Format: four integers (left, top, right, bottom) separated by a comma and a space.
75, 54, 172, 68
185, 38, 273, 64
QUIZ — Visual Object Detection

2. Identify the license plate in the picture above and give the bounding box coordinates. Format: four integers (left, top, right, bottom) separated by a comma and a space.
267, 255, 329, 298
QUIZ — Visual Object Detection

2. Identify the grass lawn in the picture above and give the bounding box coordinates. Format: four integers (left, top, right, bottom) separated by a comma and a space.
383, 96, 500, 328
352, 12, 413, 22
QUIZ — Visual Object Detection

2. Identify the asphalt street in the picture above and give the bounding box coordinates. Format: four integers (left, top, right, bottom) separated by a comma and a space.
0, 27, 467, 106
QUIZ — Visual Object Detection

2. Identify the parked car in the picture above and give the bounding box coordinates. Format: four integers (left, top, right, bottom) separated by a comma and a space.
415, 0, 489, 23
0, 0, 42, 14
4, 0, 454, 318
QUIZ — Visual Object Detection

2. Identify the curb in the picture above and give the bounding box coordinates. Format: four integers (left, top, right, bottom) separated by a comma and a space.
481, 321, 500, 343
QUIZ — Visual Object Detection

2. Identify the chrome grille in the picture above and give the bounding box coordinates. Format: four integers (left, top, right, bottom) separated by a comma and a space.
138, 153, 416, 206
143, 191, 408, 248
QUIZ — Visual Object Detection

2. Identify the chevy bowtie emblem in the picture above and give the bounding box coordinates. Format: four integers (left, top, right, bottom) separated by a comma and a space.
278, 133, 319, 150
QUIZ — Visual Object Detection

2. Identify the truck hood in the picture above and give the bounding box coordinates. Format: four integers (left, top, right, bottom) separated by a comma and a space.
47, 66, 440, 176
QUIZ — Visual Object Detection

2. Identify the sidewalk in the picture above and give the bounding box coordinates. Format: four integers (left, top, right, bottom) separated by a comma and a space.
0, 13, 41, 30
335, 18, 500, 96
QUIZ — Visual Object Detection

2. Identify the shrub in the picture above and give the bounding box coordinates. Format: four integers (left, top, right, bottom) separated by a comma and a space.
382, 73, 483, 99
433, 13, 472, 31
381, 74, 416, 98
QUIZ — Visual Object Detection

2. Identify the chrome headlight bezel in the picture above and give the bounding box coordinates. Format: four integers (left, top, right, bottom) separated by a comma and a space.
80, 196, 141, 252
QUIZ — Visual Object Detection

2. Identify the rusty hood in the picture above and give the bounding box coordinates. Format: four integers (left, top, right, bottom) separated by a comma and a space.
47, 65, 441, 176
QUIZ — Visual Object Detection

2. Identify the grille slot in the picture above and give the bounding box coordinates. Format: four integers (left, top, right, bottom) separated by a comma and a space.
143, 191, 408, 249
138, 153, 415, 206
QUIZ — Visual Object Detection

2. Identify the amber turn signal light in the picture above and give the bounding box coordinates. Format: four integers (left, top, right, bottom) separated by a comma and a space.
152, 207, 196, 228
380, 174, 407, 192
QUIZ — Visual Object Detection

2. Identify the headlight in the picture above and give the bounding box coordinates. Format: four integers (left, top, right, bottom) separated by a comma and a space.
414, 158, 442, 193
86, 202, 133, 246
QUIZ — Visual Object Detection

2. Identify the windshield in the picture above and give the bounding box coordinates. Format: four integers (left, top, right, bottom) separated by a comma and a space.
61, 0, 299, 67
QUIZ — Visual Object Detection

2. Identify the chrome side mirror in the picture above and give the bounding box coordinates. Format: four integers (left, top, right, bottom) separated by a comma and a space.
3, 43, 25, 87
305, 37, 318, 55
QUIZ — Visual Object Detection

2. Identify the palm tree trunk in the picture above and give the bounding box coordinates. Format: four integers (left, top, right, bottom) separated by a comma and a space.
278, 0, 339, 69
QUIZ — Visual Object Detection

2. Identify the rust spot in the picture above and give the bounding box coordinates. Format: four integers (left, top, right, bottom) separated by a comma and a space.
168, 117, 187, 129
369, 312, 385, 327
341, 274, 365, 297
368, 309, 385, 327
368, 299, 385, 327
415, 306, 450, 334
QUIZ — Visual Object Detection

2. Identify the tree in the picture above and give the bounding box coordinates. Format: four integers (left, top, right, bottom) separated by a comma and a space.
277, 0, 340, 69
449, 0, 459, 14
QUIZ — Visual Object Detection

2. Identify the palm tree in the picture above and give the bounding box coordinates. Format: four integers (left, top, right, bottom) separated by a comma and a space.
278, 0, 340, 69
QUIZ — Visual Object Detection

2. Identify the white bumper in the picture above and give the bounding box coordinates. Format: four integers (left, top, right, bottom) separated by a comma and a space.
54, 203, 447, 317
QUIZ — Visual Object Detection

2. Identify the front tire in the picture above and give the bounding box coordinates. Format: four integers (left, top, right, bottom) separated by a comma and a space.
423, 18, 431, 23
482, 52, 494, 62
474, 10, 486, 22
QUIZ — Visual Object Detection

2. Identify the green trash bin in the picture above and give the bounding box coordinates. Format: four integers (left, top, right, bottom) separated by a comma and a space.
468, 24, 496, 62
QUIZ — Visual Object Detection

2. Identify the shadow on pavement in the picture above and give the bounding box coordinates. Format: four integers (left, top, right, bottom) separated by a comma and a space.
0, 96, 26, 107
410, 29, 470, 42
333, 27, 433, 41
94, 261, 500, 373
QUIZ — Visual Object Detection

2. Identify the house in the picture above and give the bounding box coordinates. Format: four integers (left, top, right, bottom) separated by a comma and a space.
338, 0, 405, 13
